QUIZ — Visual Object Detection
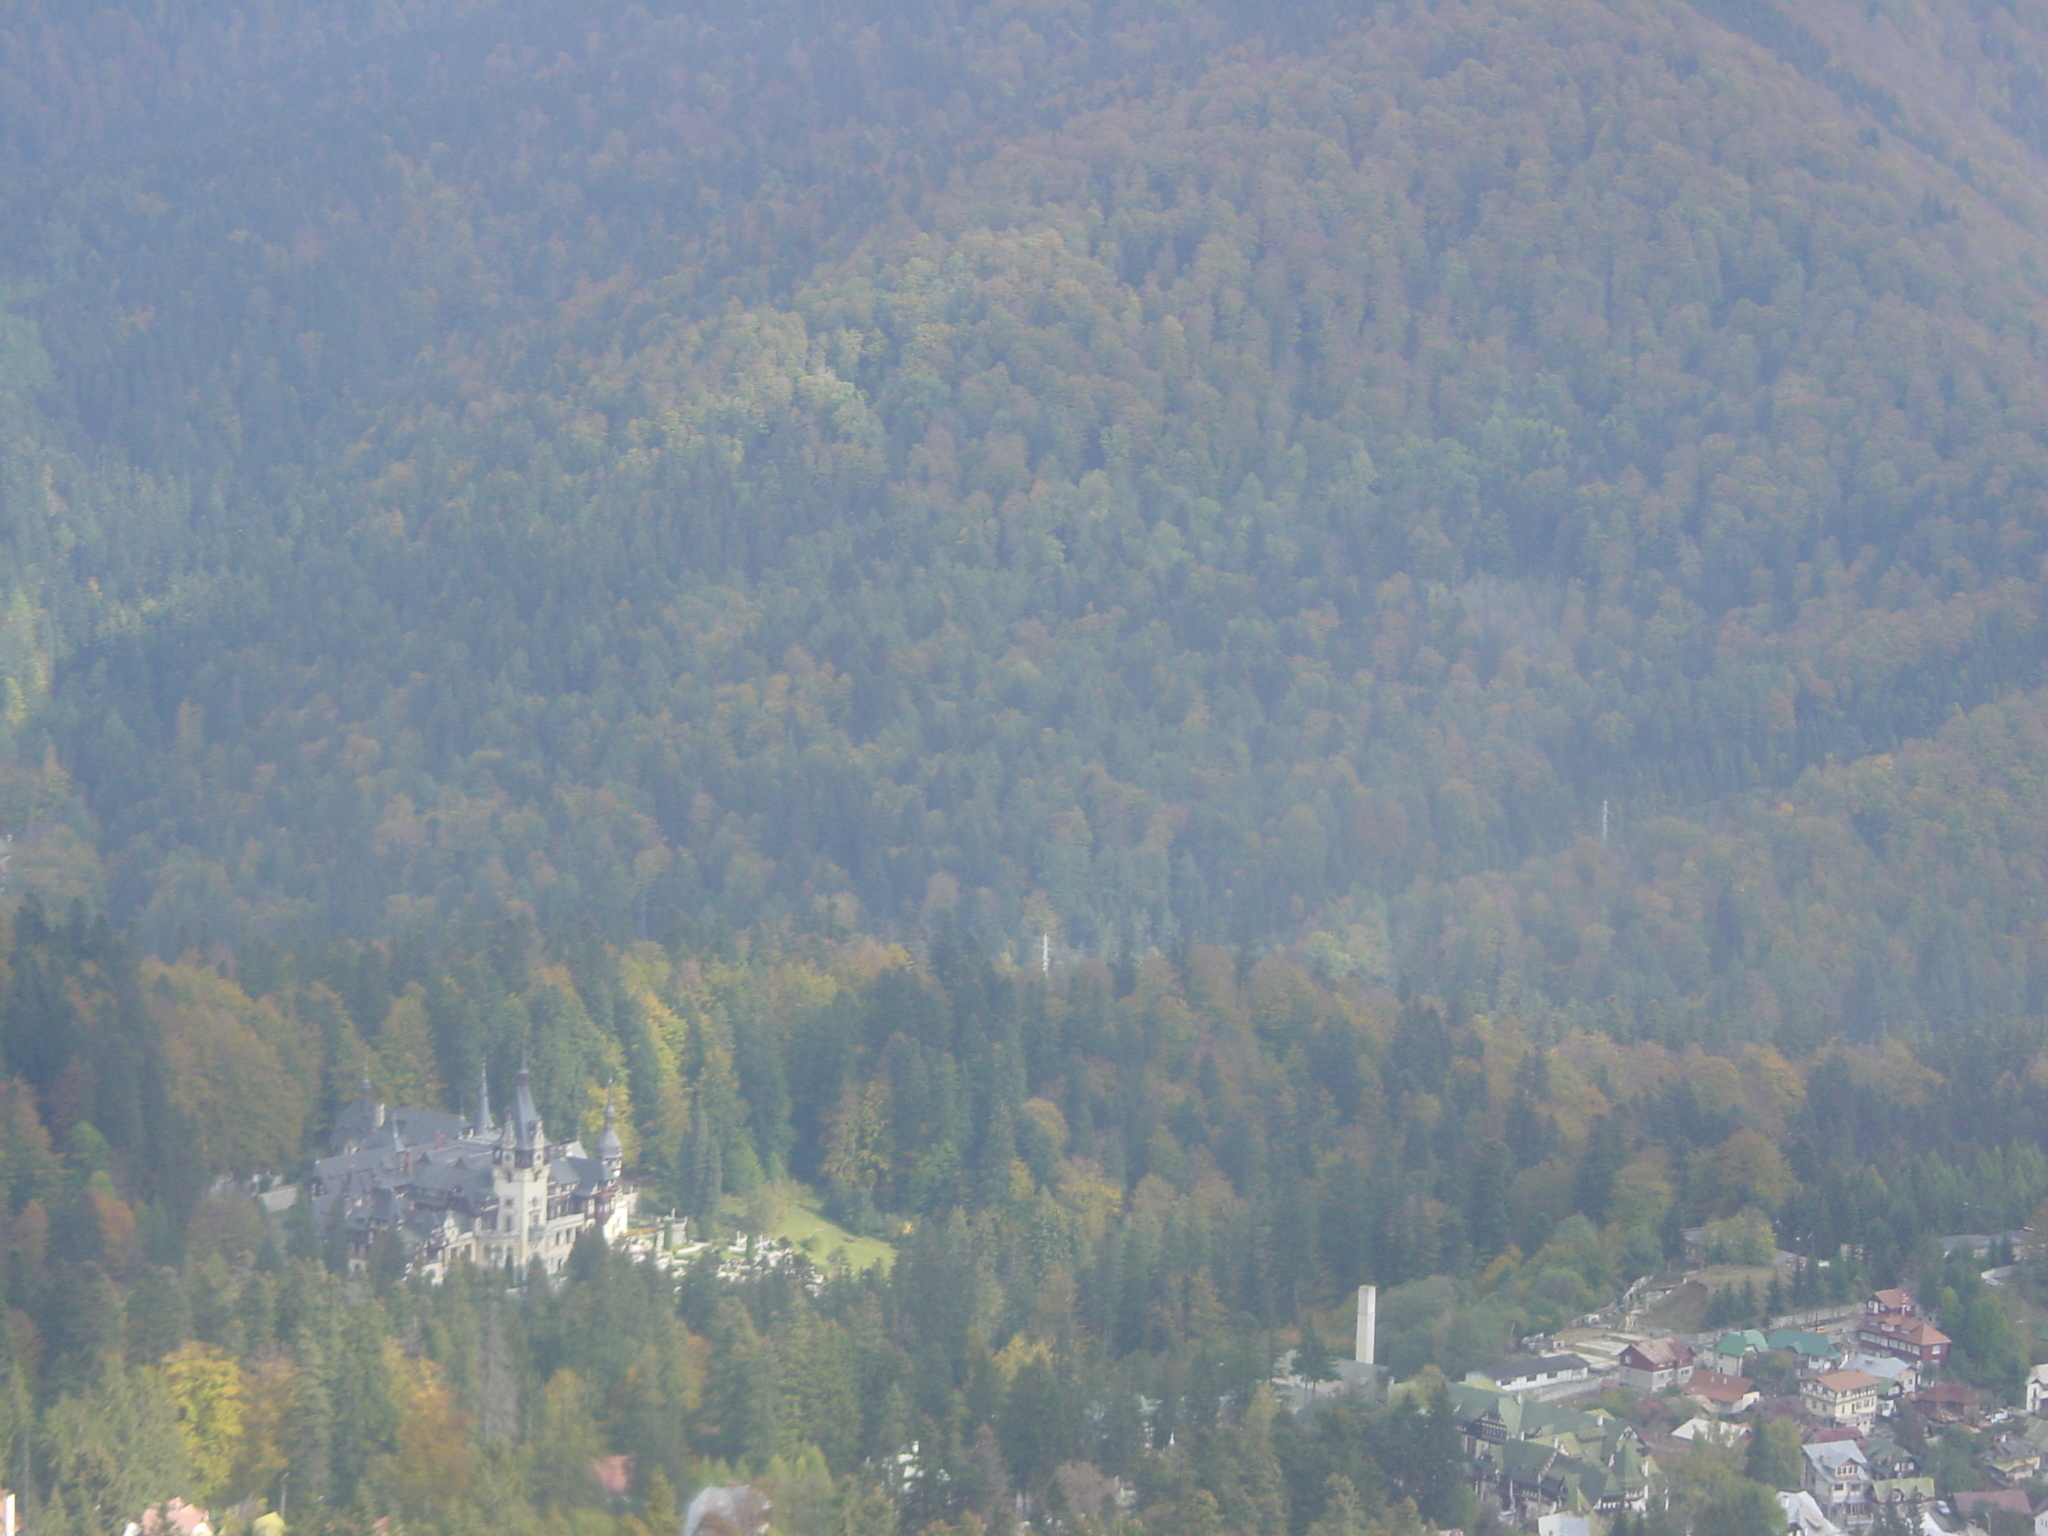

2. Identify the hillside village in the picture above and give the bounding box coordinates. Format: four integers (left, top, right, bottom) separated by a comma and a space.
1283, 1265, 2048, 1536
280, 1085, 2048, 1536
195, 1083, 2048, 1536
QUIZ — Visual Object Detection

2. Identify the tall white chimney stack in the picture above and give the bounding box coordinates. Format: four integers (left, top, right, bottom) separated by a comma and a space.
1355, 1284, 1376, 1366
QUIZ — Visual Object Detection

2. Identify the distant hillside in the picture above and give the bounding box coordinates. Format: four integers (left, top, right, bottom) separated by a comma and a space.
3, 0, 2048, 1041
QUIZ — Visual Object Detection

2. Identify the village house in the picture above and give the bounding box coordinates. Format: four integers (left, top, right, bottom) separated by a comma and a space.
1841, 1352, 1918, 1396
1803, 1440, 1874, 1531
1954, 1491, 2033, 1535
1482, 1354, 1594, 1394
1705, 1329, 1769, 1376
1781, 1489, 1844, 1536
1482, 1439, 1655, 1522
1910, 1381, 1982, 1427
1768, 1328, 1839, 1367
1450, 1386, 1657, 1522
1863, 1442, 1933, 1530
2027, 1363, 2048, 1416
1672, 1417, 1749, 1448
1618, 1338, 1695, 1394
1860, 1434, 1921, 1487
1683, 1368, 1759, 1416
1869, 1474, 1933, 1520
1857, 1290, 1951, 1369
1802, 1369, 1883, 1430
1983, 1417, 2048, 1485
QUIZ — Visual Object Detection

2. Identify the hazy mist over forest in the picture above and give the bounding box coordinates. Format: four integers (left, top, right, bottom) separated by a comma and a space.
4, 2, 2048, 1534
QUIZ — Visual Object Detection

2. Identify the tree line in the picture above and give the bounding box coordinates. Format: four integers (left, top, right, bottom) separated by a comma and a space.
0, 899, 2035, 1530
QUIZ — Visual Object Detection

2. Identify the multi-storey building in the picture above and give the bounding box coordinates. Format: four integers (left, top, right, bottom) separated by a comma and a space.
309, 1060, 629, 1280
1855, 1290, 1950, 1369
1802, 1369, 1882, 1430
1451, 1386, 1659, 1520
1617, 1338, 1694, 1394
1802, 1440, 1873, 1530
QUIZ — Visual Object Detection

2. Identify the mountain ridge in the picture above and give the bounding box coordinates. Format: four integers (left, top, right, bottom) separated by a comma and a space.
0, 0, 2044, 1046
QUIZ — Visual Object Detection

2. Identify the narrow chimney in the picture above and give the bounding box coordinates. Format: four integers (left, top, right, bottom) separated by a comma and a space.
1356, 1284, 1377, 1366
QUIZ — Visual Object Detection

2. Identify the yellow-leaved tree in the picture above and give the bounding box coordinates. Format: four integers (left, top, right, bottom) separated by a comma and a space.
373, 1345, 471, 1521
157, 1343, 244, 1502
148, 963, 316, 1177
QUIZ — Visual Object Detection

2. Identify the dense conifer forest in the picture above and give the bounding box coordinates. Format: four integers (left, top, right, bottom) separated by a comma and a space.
6, 0, 2048, 1532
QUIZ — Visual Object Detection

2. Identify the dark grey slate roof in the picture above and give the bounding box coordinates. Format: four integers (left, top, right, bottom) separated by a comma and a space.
552, 1155, 608, 1192
510, 1057, 543, 1151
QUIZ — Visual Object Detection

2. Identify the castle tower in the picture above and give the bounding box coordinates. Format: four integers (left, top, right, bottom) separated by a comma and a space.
501, 1050, 547, 1270
597, 1084, 624, 1181
511, 1050, 544, 1170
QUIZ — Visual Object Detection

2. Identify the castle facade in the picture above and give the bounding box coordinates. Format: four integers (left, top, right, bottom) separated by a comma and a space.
307, 1060, 630, 1281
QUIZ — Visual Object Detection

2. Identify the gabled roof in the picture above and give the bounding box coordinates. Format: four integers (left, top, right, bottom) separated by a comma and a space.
1491, 1353, 1591, 1381
1673, 1417, 1748, 1445
1807, 1427, 1864, 1445
1452, 1382, 1513, 1421
2011, 1417, 2048, 1451
1713, 1329, 1770, 1356
1686, 1369, 1754, 1403
1954, 1491, 2030, 1520
1914, 1382, 1980, 1406
1780, 1489, 1843, 1536
1841, 1353, 1914, 1383
1620, 1338, 1692, 1369
1809, 1370, 1881, 1394
1768, 1329, 1835, 1357
331, 1099, 470, 1155
1804, 1440, 1869, 1475
552, 1154, 611, 1192
1862, 1435, 1915, 1474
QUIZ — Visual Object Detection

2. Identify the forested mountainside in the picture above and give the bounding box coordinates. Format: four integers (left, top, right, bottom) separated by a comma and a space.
11, 0, 2048, 1533
0, 0, 2045, 1048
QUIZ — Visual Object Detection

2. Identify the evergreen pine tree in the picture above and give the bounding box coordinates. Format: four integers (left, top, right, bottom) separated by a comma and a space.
480, 1302, 518, 1448
684, 1099, 723, 1229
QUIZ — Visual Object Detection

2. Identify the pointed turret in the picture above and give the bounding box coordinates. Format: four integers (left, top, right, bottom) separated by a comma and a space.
597, 1083, 624, 1178
511, 1048, 543, 1169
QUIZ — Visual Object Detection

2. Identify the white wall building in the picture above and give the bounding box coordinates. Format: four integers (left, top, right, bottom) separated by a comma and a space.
310, 1060, 630, 1280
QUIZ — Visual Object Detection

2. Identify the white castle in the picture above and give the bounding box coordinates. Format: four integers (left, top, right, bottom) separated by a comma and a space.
307, 1056, 630, 1280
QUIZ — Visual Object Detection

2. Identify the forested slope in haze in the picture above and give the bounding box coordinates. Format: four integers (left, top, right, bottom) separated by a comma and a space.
5, 0, 2048, 1043
10, 4, 2048, 1534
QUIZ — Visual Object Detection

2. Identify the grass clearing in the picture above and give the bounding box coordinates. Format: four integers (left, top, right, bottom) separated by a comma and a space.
726, 1183, 896, 1274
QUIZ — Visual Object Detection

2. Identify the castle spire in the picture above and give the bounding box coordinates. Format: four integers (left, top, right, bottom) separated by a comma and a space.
597, 1081, 624, 1177
510, 1046, 543, 1167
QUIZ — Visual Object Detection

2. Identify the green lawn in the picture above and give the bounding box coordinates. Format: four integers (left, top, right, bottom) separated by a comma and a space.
725, 1185, 896, 1274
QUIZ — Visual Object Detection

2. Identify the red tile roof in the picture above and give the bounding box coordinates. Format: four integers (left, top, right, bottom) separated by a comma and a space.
1687, 1370, 1754, 1403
